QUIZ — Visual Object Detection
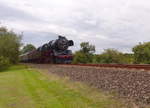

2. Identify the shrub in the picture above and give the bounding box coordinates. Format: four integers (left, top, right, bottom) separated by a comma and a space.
93, 49, 134, 64
132, 42, 150, 64
72, 51, 87, 64
72, 42, 95, 64
0, 26, 22, 64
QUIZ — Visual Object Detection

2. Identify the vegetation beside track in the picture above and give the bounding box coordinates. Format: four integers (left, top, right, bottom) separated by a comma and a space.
0, 26, 22, 70
0, 65, 131, 108
73, 41, 150, 64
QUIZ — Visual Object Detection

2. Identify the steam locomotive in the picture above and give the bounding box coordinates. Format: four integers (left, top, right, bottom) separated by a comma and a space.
20, 36, 74, 64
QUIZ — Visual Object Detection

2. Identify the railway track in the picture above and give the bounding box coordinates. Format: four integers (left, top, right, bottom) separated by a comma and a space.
59, 64, 150, 70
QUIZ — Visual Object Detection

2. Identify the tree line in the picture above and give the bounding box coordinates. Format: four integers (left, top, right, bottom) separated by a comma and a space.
73, 42, 150, 64
0, 26, 150, 71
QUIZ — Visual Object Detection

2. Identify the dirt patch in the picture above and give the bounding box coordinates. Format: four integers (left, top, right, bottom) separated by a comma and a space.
29, 64, 150, 106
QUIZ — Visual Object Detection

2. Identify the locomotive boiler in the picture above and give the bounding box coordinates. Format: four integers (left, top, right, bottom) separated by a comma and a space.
20, 36, 74, 64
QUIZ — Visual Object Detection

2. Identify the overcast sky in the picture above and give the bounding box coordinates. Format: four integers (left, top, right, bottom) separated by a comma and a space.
0, 0, 150, 53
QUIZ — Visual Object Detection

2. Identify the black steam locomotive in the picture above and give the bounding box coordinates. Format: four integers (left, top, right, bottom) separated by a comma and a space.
20, 36, 74, 64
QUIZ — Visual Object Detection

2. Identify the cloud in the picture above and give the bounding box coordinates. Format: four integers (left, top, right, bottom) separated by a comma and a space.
22, 31, 58, 47
0, 2, 42, 22
1, 0, 150, 53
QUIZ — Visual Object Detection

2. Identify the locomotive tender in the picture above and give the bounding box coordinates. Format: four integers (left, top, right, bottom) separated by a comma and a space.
20, 36, 74, 64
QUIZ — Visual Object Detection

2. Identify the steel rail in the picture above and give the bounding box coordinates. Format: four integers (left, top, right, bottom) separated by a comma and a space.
58, 64, 150, 70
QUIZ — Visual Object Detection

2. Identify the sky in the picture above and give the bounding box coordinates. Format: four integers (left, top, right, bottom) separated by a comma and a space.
0, 0, 150, 53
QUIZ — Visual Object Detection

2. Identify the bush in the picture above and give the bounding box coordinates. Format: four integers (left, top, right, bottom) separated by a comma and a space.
72, 51, 93, 64
72, 42, 95, 64
0, 56, 10, 71
72, 51, 87, 64
132, 42, 150, 64
93, 49, 134, 64
0, 26, 22, 64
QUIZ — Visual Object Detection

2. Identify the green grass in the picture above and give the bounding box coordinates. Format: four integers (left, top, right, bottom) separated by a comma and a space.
0, 65, 130, 108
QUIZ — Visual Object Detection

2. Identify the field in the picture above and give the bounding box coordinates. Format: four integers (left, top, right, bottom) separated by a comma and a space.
0, 65, 131, 108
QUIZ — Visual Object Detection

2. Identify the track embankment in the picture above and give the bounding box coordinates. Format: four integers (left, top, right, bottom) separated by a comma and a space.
30, 64, 150, 106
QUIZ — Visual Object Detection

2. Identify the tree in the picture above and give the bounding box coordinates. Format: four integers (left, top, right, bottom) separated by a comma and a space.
73, 42, 95, 64
0, 26, 22, 64
132, 42, 150, 64
80, 42, 95, 54
21, 44, 36, 54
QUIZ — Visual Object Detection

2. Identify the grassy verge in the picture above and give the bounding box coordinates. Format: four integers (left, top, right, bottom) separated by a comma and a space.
0, 65, 131, 108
